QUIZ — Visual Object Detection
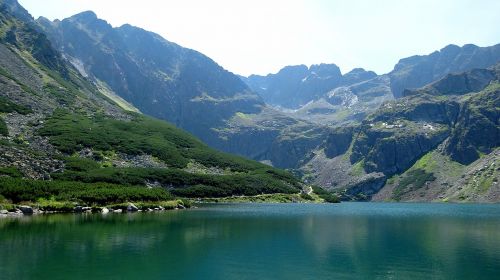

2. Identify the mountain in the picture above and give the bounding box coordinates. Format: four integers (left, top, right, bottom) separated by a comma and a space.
243, 64, 394, 126
302, 64, 500, 202
0, 0, 310, 208
244, 64, 377, 109
36, 12, 264, 148
389, 43, 500, 98
34, 11, 333, 170
241, 44, 500, 127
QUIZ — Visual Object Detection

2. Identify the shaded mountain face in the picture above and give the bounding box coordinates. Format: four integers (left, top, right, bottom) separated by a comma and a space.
244, 64, 377, 109
403, 67, 498, 97
389, 43, 500, 97
241, 44, 500, 127
37, 12, 264, 147
35, 11, 332, 170
0, 0, 303, 198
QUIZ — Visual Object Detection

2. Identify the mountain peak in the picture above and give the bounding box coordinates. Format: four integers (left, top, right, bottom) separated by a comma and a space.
462, 43, 479, 51
440, 44, 460, 52
62, 10, 113, 38
68, 10, 98, 22
72, 10, 97, 19
346, 68, 376, 75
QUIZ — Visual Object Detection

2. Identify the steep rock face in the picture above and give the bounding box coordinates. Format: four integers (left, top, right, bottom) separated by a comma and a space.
445, 84, 500, 164
266, 132, 325, 168
389, 43, 500, 98
343, 173, 386, 200
37, 12, 264, 146
350, 122, 449, 175
244, 64, 376, 109
324, 127, 354, 158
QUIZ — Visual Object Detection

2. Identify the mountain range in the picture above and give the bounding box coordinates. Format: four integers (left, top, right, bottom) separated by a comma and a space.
0, 0, 499, 203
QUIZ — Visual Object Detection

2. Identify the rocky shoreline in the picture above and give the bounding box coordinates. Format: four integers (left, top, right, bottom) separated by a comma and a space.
0, 201, 190, 218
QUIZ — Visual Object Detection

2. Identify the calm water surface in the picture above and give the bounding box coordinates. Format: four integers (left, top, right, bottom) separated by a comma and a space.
1, 203, 500, 279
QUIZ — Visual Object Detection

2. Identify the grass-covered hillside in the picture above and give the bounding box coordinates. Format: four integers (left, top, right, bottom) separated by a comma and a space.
0, 0, 310, 210
38, 110, 301, 198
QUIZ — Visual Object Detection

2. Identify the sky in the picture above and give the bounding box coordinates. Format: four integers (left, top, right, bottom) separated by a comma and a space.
18, 0, 500, 76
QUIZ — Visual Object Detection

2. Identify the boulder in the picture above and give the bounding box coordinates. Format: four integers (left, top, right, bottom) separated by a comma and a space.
18, 205, 33, 215
127, 203, 139, 212
113, 209, 123, 213
0, 209, 8, 215
101, 207, 109, 214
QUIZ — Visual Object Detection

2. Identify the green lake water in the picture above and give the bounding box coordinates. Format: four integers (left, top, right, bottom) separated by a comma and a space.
1, 203, 500, 279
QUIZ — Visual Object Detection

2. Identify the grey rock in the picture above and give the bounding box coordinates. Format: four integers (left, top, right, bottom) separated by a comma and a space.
18, 205, 33, 215
344, 173, 387, 200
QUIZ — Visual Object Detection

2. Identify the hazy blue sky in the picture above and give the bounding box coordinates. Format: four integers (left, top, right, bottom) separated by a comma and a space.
18, 0, 500, 76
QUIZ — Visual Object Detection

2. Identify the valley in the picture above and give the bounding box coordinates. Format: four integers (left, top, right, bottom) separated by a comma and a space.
0, 0, 499, 209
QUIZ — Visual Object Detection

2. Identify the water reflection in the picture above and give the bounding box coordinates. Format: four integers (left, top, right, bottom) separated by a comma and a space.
1, 203, 500, 280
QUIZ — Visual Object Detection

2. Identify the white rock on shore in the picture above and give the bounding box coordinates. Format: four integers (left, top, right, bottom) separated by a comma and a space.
127, 203, 139, 212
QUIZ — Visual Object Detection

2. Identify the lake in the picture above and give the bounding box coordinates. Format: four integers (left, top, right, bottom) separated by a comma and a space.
1, 203, 500, 279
